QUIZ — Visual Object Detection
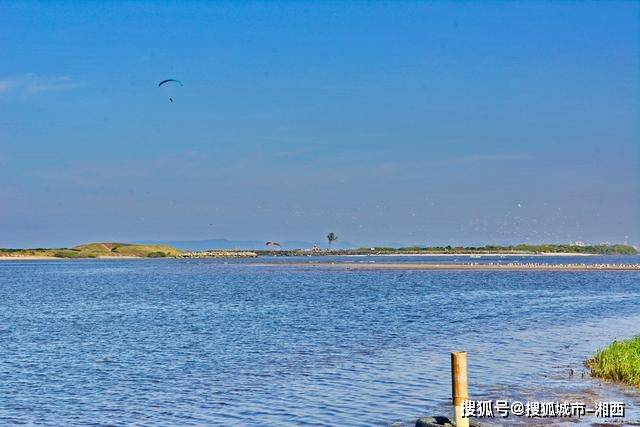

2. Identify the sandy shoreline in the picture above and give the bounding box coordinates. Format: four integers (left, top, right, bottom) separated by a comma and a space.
340, 252, 595, 257
2, 257, 638, 271
254, 262, 640, 271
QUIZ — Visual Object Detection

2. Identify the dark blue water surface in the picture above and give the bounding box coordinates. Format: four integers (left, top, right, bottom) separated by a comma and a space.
1, 257, 639, 426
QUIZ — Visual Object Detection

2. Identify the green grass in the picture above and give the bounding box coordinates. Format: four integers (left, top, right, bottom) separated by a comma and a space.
587, 336, 640, 387
73, 243, 182, 257
53, 249, 86, 258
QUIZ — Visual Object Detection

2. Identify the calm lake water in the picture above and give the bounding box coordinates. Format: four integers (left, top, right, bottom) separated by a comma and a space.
1, 256, 639, 426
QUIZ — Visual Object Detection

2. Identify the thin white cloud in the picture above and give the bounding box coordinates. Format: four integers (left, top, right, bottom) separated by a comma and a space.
0, 74, 84, 97
0, 79, 20, 94
32, 152, 210, 188
443, 154, 531, 165
25, 75, 84, 94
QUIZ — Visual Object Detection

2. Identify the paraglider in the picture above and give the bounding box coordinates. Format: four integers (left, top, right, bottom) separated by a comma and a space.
158, 79, 183, 103
265, 241, 281, 247
158, 79, 183, 87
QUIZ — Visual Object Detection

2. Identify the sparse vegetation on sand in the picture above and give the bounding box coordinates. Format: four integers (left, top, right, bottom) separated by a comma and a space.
73, 243, 182, 257
587, 336, 640, 387
1, 243, 182, 259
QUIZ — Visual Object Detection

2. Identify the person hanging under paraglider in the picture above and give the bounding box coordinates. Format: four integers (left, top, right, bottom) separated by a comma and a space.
158, 79, 183, 103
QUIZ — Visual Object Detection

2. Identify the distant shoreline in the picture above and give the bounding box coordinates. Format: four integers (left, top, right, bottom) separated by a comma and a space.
0, 252, 618, 261
2, 242, 637, 259
256, 244, 638, 257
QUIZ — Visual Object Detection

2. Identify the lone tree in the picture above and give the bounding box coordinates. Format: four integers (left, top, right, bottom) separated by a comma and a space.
327, 232, 338, 248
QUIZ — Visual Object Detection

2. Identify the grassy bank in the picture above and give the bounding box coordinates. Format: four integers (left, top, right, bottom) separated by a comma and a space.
587, 336, 640, 387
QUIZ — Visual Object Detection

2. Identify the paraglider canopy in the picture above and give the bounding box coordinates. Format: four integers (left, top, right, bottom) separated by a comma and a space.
265, 241, 281, 247
158, 79, 183, 87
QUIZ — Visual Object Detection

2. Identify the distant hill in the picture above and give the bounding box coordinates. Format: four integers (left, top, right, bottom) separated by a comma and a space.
0, 242, 182, 258
141, 238, 357, 251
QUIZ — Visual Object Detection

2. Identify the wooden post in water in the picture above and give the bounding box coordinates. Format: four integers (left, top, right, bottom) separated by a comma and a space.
451, 351, 469, 427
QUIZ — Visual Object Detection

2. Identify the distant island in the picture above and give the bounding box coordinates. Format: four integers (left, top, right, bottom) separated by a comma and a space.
0, 242, 637, 259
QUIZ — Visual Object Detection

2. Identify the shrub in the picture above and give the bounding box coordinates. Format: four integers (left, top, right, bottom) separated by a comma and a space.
147, 251, 167, 258
53, 250, 83, 258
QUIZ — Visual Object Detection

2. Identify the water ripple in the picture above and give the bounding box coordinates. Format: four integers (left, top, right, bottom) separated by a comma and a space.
1, 258, 639, 425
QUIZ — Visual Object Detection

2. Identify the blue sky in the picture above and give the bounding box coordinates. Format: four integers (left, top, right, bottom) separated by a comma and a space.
1, 1, 638, 248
